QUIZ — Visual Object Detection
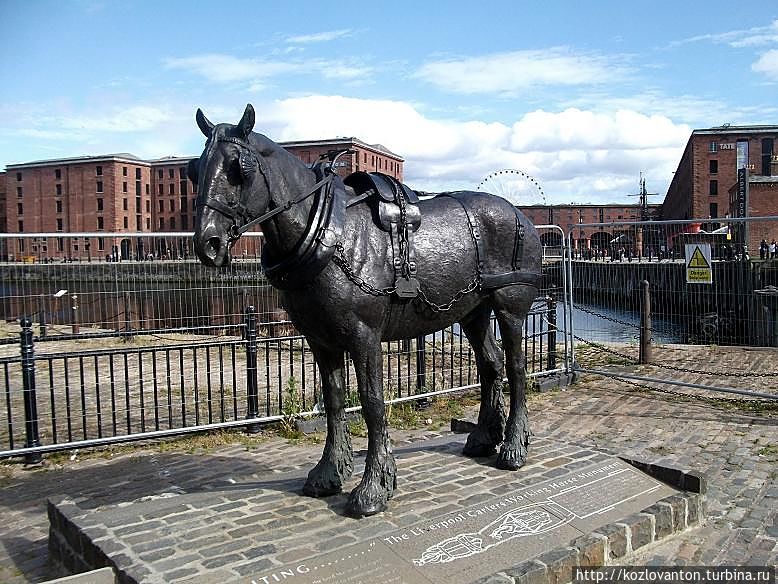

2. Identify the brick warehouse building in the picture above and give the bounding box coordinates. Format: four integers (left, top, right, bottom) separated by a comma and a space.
278, 137, 403, 181
2, 153, 195, 260
519, 203, 661, 252
0, 137, 403, 260
662, 125, 778, 250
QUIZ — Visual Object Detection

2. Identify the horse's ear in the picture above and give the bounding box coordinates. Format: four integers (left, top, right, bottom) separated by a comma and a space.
187, 157, 199, 184
196, 108, 214, 137
237, 104, 255, 139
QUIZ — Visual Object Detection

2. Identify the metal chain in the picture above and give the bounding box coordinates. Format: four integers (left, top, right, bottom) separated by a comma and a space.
397, 192, 410, 278
416, 276, 480, 313
598, 370, 778, 411
331, 243, 479, 311
575, 304, 641, 329
575, 334, 778, 378
332, 244, 396, 297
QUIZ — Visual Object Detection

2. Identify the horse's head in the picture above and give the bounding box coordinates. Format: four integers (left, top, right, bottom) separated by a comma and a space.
191, 104, 272, 267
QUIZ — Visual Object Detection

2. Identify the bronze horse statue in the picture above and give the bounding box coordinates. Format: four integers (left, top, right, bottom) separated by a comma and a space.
191, 104, 542, 518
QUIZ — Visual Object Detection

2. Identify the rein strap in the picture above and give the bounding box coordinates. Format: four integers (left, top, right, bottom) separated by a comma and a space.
230, 174, 334, 239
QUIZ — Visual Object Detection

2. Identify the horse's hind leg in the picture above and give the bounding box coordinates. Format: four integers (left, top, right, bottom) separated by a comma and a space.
461, 305, 506, 458
303, 341, 353, 497
492, 287, 536, 470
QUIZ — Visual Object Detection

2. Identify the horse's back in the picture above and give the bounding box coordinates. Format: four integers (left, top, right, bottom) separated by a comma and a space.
416, 190, 541, 273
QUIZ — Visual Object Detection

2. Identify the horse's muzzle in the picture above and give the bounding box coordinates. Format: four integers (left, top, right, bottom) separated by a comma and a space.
195, 233, 231, 268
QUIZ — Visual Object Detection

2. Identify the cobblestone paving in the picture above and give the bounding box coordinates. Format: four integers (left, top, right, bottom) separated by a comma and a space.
0, 370, 775, 583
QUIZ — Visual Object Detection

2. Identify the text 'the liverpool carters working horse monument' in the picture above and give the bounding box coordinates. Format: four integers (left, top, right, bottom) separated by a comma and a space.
190, 105, 542, 518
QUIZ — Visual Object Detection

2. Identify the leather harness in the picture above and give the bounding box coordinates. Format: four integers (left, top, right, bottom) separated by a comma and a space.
439, 191, 542, 290
344, 172, 422, 298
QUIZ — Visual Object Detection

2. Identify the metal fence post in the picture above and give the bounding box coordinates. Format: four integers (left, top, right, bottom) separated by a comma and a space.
546, 295, 557, 370
38, 294, 47, 338
244, 306, 261, 433
20, 318, 42, 463
639, 280, 652, 364
415, 335, 427, 392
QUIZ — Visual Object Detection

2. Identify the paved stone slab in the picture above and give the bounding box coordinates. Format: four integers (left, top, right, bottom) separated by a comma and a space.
47, 439, 689, 584
45, 567, 115, 584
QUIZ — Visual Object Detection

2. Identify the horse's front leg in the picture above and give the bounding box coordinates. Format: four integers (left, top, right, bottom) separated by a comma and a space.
303, 341, 353, 497
346, 332, 396, 517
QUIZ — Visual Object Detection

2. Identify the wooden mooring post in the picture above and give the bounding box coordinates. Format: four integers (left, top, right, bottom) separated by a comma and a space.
639, 280, 652, 364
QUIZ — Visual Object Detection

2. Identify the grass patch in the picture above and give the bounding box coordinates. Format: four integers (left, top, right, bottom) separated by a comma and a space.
758, 444, 778, 458
348, 419, 367, 437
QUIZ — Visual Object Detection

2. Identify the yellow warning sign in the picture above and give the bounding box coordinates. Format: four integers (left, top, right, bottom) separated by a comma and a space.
688, 247, 710, 268
685, 244, 712, 284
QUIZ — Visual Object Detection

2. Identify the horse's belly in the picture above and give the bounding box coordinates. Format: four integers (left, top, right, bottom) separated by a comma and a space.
380, 294, 483, 341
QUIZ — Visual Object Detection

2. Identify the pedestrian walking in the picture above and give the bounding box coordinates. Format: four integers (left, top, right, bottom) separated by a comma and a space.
771, 239, 777, 259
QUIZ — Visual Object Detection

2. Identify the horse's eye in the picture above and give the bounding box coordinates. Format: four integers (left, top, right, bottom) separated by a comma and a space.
226, 159, 242, 186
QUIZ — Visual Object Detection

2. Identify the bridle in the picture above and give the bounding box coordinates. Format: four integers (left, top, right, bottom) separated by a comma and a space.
200, 135, 335, 243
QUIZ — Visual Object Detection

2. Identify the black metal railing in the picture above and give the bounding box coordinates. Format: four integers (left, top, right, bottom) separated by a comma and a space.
0, 300, 561, 459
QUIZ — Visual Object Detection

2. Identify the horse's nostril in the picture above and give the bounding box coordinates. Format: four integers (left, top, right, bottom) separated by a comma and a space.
205, 237, 221, 260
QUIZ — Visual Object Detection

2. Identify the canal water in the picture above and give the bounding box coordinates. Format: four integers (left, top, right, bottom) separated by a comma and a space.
3, 278, 684, 345
553, 301, 684, 344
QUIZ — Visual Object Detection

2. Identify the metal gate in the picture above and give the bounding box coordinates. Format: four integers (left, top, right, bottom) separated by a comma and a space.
564, 216, 778, 402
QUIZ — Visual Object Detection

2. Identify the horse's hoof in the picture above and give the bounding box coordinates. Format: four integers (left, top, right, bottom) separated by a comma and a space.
303, 463, 349, 498
495, 446, 526, 471
344, 482, 389, 518
462, 443, 497, 458
463, 430, 498, 458
302, 480, 342, 498
345, 494, 387, 518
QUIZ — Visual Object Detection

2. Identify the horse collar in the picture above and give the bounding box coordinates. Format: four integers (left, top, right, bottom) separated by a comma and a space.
261, 169, 347, 289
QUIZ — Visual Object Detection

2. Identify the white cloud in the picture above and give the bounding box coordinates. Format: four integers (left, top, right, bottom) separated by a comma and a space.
285, 29, 354, 44
321, 63, 374, 81
164, 54, 297, 84
413, 47, 627, 95
255, 95, 688, 204
510, 108, 689, 152
60, 105, 172, 132
752, 49, 778, 80
676, 19, 778, 48
163, 53, 374, 87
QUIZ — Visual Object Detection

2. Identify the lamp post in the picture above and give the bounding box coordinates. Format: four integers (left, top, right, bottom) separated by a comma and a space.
578, 210, 584, 259
71, 294, 79, 334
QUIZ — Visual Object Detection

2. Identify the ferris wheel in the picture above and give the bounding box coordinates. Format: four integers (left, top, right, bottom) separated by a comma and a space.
477, 169, 546, 206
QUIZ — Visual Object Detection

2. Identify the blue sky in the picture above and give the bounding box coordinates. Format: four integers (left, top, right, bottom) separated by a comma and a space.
1, 0, 777, 204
